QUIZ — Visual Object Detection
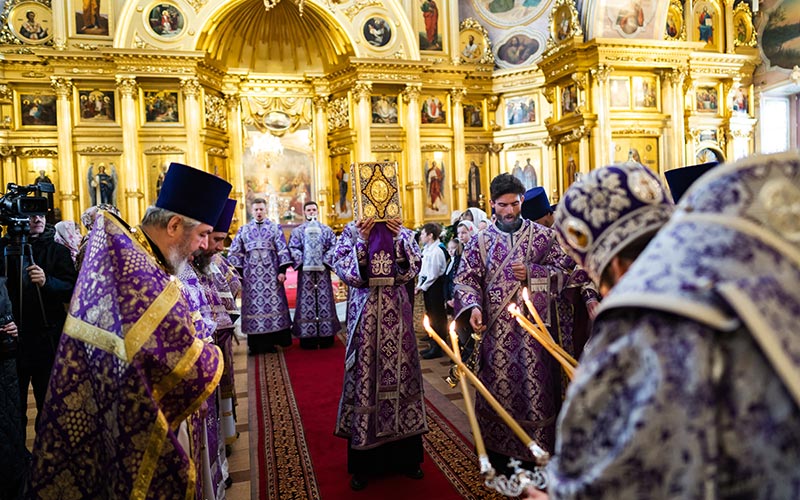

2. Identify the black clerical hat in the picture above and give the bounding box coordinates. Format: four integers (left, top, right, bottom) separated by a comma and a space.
214, 199, 237, 233
521, 187, 552, 220
156, 163, 232, 226
664, 162, 718, 203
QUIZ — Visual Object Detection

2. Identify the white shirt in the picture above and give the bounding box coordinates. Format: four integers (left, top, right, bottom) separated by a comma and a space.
418, 241, 447, 292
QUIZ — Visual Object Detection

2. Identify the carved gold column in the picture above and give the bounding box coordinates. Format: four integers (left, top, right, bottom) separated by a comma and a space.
590, 64, 613, 167
50, 0, 67, 50
313, 94, 332, 224
543, 136, 559, 198
225, 93, 245, 226
724, 0, 736, 52
117, 76, 143, 221
0, 146, 16, 189
488, 142, 503, 186
450, 87, 467, 209
663, 68, 687, 170
402, 83, 424, 227
181, 77, 203, 169
352, 82, 372, 162
51, 77, 77, 221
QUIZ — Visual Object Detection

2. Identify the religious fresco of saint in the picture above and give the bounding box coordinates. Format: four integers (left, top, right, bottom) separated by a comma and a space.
598, 0, 663, 39
505, 96, 536, 126
761, 0, 800, 69
418, 0, 445, 51
363, 16, 392, 48
73, 0, 112, 36
507, 149, 541, 190
147, 3, 185, 38
77, 89, 116, 123
9, 2, 53, 44
421, 94, 447, 124
612, 138, 658, 171
465, 152, 486, 207
496, 33, 539, 66
691, 0, 722, 51
19, 93, 57, 127
422, 150, 450, 219
371, 95, 399, 124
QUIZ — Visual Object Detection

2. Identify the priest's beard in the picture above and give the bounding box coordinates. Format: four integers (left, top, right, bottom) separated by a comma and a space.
166, 239, 194, 276
193, 251, 213, 276
495, 214, 522, 233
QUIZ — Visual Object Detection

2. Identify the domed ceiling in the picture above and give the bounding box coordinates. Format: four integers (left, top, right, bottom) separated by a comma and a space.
198, 0, 355, 75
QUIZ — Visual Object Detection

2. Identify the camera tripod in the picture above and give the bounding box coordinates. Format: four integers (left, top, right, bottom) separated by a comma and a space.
3, 234, 50, 332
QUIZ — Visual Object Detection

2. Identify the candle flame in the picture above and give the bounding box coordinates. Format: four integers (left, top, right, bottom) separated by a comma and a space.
522, 287, 530, 301
449, 321, 456, 333
423, 315, 430, 329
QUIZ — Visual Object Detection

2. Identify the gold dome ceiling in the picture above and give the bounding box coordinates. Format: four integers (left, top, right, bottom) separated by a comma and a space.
198, 0, 354, 76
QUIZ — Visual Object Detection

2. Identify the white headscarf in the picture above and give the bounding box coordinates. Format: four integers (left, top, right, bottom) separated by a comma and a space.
54, 220, 82, 263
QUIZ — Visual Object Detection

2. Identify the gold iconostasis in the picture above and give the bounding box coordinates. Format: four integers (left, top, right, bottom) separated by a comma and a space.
0, 0, 772, 231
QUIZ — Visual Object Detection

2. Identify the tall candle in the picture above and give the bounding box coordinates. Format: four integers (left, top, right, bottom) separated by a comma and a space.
449, 322, 488, 468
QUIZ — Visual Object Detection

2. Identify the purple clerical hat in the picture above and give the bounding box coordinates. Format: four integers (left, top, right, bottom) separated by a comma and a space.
214, 199, 237, 233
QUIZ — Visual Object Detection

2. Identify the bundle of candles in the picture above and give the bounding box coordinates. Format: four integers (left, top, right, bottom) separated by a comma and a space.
422, 317, 549, 496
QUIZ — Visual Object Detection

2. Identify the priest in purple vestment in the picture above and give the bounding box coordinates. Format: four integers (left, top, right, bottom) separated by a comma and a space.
228, 197, 292, 354
288, 201, 341, 349
30, 162, 232, 499
525, 155, 800, 499
333, 217, 428, 491
453, 173, 574, 474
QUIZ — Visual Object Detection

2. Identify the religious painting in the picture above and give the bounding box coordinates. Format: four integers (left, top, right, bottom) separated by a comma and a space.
600, 0, 663, 39
77, 89, 116, 124
612, 136, 658, 171
609, 77, 631, 108
207, 151, 228, 178
416, 0, 444, 51
18, 92, 57, 127
762, 0, 800, 69
496, 33, 539, 66
332, 152, 353, 219
730, 86, 749, 115
696, 147, 723, 164
465, 151, 488, 208
146, 3, 185, 39
371, 95, 398, 124
144, 152, 183, 206
72, 0, 112, 37
474, 0, 547, 29
505, 96, 536, 126
421, 93, 447, 125
695, 85, 719, 113
506, 147, 542, 190
142, 90, 181, 124
82, 157, 121, 208
363, 16, 392, 48
560, 141, 580, 191
560, 85, 577, 116
553, 1, 575, 42
732, 2, 756, 48
243, 125, 314, 225
459, 28, 484, 63
664, 0, 684, 40
19, 155, 58, 218
631, 76, 658, 109
463, 100, 484, 128
8, 2, 53, 44
692, 0, 722, 51
422, 149, 450, 219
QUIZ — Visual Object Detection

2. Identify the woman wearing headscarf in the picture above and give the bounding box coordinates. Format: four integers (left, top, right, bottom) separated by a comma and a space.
53, 221, 82, 265
76, 204, 121, 269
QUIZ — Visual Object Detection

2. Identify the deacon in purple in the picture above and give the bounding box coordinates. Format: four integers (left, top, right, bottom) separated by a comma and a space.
529, 155, 800, 499
453, 173, 573, 474
333, 216, 427, 491
288, 201, 341, 349
30, 162, 232, 499
228, 197, 292, 354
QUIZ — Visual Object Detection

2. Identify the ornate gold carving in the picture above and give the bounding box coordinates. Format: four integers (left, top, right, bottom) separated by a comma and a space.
664, 0, 686, 41
508, 142, 540, 150
615, 126, 660, 136
124, 190, 145, 199
22, 71, 47, 79
421, 144, 451, 152
18, 149, 58, 158
312, 95, 329, 111
450, 87, 467, 104
543, 136, 555, 147
204, 93, 227, 130
591, 64, 613, 83
51, 77, 73, 98
0, 84, 11, 101
732, 3, 757, 48
486, 95, 499, 111
546, 0, 584, 49
402, 84, 422, 103
78, 145, 122, 153
132, 33, 155, 50
59, 192, 79, 201
0, 146, 16, 157
180, 77, 202, 97
571, 72, 588, 90
74, 42, 101, 51
352, 82, 372, 103
542, 87, 556, 104
144, 145, 184, 153
343, 0, 382, 19
488, 143, 504, 154
224, 94, 240, 110
372, 143, 403, 152
187, 0, 207, 11
792, 66, 800, 87
207, 147, 227, 157
562, 126, 588, 142
465, 144, 488, 153
330, 145, 350, 155
116, 77, 138, 97
327, 96, 349, 132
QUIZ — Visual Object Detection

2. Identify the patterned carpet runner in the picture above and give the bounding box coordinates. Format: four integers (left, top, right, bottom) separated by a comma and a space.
249, 337, 506, 499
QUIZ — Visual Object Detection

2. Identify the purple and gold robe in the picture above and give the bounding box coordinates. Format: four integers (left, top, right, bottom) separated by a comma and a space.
30, 213, 222, 500
288, 221, 341, 339
333, 223, 428, 449
454, 220, 572, 460
228, 220, 292, 336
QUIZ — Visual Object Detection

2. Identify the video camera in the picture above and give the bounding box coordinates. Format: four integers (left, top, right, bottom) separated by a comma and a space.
0, 181, 54, 242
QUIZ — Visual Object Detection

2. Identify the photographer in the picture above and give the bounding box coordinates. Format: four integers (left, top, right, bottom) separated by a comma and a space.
0, 214, 77, 436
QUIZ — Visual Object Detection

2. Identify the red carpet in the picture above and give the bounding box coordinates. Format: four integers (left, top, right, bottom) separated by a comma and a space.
281, 336, 504, 499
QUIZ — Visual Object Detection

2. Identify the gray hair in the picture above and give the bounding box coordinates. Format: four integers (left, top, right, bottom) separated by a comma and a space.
141, 206, 202, 231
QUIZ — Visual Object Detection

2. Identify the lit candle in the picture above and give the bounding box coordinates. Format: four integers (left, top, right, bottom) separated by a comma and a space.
424, 315, 549, 462
449, 322, 488, 470
508, 304, 578, 379
522, 287, 555, 344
